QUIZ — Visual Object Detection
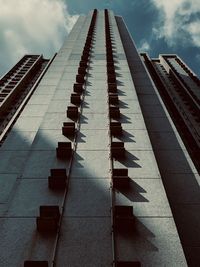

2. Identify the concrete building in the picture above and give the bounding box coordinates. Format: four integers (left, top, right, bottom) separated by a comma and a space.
0, 9, 199, 267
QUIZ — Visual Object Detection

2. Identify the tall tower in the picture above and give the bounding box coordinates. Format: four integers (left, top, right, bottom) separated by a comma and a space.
0, 9, 199, 267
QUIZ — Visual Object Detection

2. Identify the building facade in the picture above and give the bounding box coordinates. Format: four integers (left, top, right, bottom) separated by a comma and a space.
0, 9, 199, 267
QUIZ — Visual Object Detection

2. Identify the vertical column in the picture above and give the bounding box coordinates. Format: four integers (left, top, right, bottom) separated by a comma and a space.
23, 11, 98, 267
54, 10, 113, 267
0, 15, 92, 267
114, 15, 187, 266
105, 9, 140, 267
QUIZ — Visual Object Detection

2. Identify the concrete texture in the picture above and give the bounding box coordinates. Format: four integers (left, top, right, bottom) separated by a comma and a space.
0, 13, 89, 266
114, 14, 187, 265
113, 150, 161, 178
22, 150, 70, 178
6, 179, 63, 216
0, 218, 55, 266
55, 11, 113, 265
56, 218, 112, 267
115, 217, 187, 266
0, 10, 190, 267
31, 129, 70, 151
0, 173, 18, 204
116, 14, 197, 266
115, 178, 172, 216
0, 130, 36, 151
63, 178, 111, 216
76, 129, 109, 150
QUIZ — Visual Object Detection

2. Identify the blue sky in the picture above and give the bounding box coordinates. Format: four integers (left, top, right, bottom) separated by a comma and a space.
0, 0, 199, 77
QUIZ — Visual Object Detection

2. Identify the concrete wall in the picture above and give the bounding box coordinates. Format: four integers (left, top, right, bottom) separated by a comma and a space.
0, 10, 189, 267
116, 15, 199, 267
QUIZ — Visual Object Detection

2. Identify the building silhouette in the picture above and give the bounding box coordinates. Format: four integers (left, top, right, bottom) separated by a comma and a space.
0, 9, 199, 267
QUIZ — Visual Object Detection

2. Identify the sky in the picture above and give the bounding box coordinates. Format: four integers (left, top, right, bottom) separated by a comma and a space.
0, 0, 199, 77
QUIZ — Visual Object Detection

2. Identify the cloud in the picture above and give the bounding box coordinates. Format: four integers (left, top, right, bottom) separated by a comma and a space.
138, 40, 150, 52
151, 0, 200, 48
0, 0, 78, 76
186, 21, 200, 47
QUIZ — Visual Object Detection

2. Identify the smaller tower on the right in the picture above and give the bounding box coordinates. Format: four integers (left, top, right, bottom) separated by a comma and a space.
141, 53, 200, 171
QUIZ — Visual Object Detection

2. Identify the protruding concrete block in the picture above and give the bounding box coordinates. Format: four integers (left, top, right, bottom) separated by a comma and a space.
114, 205, 135, 231
115, 261, 141, 267
108, 83, 117, 93
79, 61, 88, 68
109, 92, 119, 104
48, 168, 67, 190
56, 142, 72, 159
78, 67, 87, 75
109, 106, 120, 118
71, 93, 81, 105
113, 168, 129, 188
110, 122, 122, 135
67, 106, 78, 119
76, 74, 85, 84
111, 142, 125, 158
36, 205, 60, 232
73, 83, 83, 94
24, 261, 49, 267
62, 122, 75, 137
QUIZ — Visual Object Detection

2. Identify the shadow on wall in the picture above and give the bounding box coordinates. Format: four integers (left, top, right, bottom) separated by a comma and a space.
141, 92, 200, 267
0, 121, 162, 266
